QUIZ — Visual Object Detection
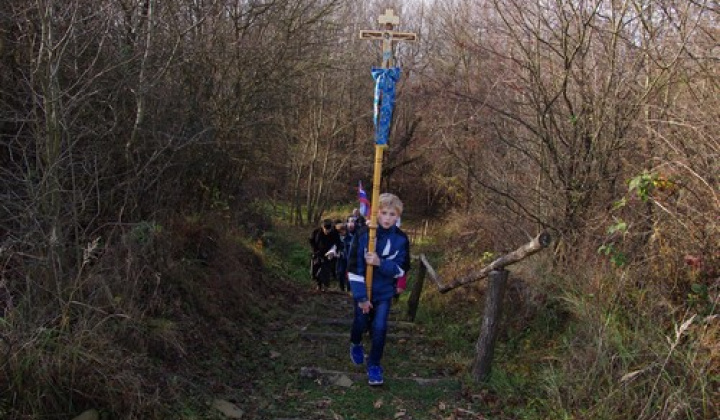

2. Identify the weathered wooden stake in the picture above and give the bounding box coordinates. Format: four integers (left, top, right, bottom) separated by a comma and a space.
406, 256, 427, 322
406, 234, 551, 382
471, 269, 509, 382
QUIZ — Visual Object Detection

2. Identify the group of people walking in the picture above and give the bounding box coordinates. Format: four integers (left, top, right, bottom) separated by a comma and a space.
308, 193, 410, 387
308, 213, 364, 292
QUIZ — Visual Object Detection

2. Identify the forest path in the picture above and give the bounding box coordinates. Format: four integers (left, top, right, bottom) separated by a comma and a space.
230, 285, 470, 420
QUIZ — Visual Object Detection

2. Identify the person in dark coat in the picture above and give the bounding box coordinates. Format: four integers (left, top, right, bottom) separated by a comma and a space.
309, 218, 343, 292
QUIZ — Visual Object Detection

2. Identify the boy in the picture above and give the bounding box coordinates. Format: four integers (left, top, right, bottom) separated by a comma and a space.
347, 193, 409, 386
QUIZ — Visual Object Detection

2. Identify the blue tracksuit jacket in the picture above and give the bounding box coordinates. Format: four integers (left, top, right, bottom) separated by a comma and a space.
348, 225, 409, 303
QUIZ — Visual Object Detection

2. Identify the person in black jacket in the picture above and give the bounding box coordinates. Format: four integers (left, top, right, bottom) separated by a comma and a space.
309, 218, 343, 292
336, 215, 360, 292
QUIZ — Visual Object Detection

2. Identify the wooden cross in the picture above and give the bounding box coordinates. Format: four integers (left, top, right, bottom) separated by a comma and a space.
359, 8, 417, 68
358, 9, 416, 300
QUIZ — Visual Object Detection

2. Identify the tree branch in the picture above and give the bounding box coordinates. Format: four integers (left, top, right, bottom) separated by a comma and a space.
423, 232, 552, 294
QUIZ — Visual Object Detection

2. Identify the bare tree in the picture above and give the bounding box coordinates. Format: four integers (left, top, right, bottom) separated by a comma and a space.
414, 0, 679, 246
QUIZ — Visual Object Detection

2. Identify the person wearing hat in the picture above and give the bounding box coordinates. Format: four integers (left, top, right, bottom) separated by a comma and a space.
309, 218, 343, 292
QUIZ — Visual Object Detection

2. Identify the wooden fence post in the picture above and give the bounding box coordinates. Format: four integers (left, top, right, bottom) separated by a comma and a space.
406, 258, 426, 322
471, 269, 509, 382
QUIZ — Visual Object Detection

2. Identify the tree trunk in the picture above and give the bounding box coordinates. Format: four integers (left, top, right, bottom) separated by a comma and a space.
127, 0, 155, 162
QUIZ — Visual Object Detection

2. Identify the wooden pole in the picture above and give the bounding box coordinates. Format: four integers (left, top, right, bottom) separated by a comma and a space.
425, 232, 551, 293
407, 256, 427, 322
471, 269, 509, 382
365, 146, 384, 299
359, 9, 416, 300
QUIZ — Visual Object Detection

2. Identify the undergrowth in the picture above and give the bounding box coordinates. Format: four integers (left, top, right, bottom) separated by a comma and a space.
1, 207, 716, 419
0, 210, 297, 419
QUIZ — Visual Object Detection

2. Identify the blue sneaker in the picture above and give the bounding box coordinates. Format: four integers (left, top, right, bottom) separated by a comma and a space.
367, 365, 384, 386
350, 344, 364, 365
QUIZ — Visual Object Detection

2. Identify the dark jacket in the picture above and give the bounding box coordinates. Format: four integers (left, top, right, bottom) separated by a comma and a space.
309, 227, 342, 257
337, 229, 355, 276
348, 224, 409, 303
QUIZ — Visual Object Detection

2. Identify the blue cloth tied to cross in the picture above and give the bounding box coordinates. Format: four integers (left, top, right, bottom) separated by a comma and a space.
372, 67, 401, 146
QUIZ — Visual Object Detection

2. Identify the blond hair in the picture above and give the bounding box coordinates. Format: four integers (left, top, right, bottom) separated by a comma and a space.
378, 193, 403, 215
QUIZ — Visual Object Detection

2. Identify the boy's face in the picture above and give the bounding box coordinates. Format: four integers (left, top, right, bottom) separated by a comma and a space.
377, 206, 399, 229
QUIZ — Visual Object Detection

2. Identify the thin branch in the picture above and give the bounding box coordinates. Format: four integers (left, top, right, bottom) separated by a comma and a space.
422, 232, 552, 294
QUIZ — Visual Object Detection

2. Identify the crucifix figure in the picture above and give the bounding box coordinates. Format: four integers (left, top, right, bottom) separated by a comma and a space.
359, 9, 416, 299
359, 9, 418, 69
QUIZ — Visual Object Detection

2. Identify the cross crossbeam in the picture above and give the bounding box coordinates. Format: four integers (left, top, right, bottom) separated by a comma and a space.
359, 9, 417, 68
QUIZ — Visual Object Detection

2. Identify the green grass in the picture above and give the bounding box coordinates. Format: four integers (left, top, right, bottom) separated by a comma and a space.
261, 228, 314, 286
222, 221, 475, 419
294, 379, 460, 419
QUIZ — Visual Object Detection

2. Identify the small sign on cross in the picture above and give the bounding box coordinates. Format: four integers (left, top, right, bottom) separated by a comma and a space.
378, 8, 400, 27
359, 8, 417, 68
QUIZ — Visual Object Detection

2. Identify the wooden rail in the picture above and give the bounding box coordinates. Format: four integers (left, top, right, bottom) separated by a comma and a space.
420, 232, 551, 293
407, 232, 552, 381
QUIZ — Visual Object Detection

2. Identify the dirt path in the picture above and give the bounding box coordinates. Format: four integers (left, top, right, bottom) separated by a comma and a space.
234, 286, 467, 420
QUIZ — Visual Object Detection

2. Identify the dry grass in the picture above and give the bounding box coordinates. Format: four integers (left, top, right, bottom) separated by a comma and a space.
413, 209, 718, 420
0, 211, 297, 419
1, 201, 716, 419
